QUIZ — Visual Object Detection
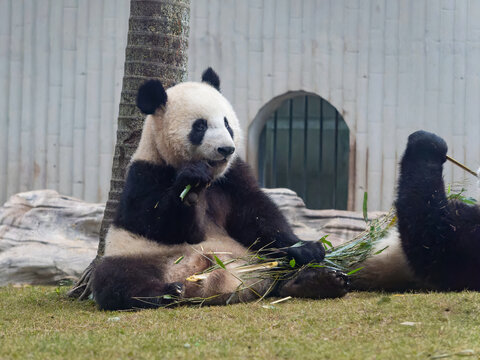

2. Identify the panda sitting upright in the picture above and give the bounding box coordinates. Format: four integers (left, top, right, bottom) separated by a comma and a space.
91, 68, 348, 310
351, 130, 480, 291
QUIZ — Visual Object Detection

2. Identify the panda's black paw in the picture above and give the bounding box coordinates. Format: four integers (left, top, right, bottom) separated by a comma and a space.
278, 268, 349, 299
176, 162, 214, 190
164, 282, 185, 298
284, 241, 326, 265
404, 130, 448, 164
152, 282, 185, 306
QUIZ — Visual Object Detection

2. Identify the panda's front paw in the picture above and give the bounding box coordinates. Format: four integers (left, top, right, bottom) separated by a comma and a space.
284, 241, 326, 265
176, 162, 214, 190
404, 130, 448, 164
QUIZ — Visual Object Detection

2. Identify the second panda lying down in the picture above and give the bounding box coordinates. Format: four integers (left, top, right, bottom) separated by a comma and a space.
91, 69, 348, 310
352, 130, 480, 292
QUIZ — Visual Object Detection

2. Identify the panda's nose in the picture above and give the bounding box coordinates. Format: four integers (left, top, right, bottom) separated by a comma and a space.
217, 146, 235, 157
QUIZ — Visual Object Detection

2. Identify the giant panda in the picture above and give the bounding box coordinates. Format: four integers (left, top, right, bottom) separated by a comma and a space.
351, 130, 480, 291
91, 68, 348, 310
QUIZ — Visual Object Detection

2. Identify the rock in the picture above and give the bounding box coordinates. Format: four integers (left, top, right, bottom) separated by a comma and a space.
263, 188, 385, 247
0, 190, 102, 286
0, 189, 384, 285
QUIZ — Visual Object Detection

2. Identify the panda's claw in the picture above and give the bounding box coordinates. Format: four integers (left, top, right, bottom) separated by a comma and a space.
173, 283, 184, 294
165, 282, 185, 297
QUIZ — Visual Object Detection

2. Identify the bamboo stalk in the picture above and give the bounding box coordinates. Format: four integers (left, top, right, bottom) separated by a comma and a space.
446, 155, 478, 178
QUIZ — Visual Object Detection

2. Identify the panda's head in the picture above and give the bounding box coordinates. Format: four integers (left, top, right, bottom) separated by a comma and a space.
135, 68, 241, 178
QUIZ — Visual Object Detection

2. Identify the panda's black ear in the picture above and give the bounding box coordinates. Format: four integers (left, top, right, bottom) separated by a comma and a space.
201, 67, 220, 91
136, 79, 168, 114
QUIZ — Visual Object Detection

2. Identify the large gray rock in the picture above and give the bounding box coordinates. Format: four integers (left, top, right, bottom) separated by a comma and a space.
0, 190, 102, 285
0, 189, 382, 285
264, 188, 385, 247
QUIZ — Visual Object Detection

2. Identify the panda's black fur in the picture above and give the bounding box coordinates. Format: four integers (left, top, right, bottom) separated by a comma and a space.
396, 130, 480, 291
91, 68, 348, 310
352, 130, 480, 291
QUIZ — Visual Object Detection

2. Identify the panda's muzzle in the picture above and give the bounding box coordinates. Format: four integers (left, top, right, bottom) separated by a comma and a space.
207, 147, 235, 167
217, 146, 235, 157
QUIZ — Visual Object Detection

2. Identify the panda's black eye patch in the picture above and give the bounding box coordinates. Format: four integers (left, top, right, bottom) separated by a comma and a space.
224, 117, 234, 139
189, 118, 208, 145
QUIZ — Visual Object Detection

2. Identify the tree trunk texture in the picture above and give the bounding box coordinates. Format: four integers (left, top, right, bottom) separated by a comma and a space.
68, 0, 190, 299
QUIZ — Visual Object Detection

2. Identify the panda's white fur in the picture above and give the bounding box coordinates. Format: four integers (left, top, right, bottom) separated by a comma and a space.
350, 228, 419, 290
133, 81, 242, 178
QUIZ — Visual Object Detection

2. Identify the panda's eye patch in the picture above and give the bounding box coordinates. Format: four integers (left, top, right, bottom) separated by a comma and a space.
224, 117, 234, 139
189, 118, 208, 145
193, 118, 207, 132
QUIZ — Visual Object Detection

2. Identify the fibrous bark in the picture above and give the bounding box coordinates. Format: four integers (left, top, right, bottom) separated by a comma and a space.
68, 0, 190, 299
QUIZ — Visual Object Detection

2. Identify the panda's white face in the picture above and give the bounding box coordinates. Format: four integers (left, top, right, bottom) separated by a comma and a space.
150, 82, 242, 178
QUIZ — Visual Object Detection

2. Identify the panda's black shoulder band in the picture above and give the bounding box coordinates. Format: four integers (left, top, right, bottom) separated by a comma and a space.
136, 79, 168, 114
201, 67, 220, 91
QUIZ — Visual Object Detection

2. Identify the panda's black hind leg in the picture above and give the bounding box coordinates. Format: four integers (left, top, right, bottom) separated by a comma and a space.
91, 255, 184, 310
402, 130, 448, 164
276, 268, 349, 299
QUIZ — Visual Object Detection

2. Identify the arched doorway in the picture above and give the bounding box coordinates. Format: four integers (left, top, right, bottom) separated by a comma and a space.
256, 94, 349, 210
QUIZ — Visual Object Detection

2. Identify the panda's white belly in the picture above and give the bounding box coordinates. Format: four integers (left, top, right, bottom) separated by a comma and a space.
104, 224, 249, 264
104, 224, 252, 292
351, 227, 419, 290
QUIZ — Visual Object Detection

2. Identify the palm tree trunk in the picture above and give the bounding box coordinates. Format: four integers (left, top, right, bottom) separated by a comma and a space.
68, 0, 190, 299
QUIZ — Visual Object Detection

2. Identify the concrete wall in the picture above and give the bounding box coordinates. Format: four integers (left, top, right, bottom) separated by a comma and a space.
1, 0, 479, 211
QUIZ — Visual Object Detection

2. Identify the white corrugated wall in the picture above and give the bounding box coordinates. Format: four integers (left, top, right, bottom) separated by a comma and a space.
0, 0, 129, 204
1, 0, 479, 211
188, 0, 480, 211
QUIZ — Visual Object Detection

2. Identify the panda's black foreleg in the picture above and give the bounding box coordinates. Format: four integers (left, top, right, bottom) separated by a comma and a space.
222, 159, 326, 265
396, 131, 480, 290
91, 256, 184, 310
174, 161, 213, 204
114, 160, 213, 245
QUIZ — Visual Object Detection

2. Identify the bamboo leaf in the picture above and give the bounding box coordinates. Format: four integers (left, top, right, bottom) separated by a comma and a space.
319, 235, 332, 249
363, 192, 368, 223
289, 258, 296, 268
214, 255, 226, 270
174, 256, 184, 264
346, 267, 364, 276
307, 263, 326, 268
373, 246, 388, 255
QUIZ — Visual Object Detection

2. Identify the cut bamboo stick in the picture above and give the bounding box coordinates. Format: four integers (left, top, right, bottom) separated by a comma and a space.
446, 155, 478, 178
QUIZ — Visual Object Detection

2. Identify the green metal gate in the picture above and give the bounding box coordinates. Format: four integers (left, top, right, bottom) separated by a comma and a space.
258, 95, 349, 210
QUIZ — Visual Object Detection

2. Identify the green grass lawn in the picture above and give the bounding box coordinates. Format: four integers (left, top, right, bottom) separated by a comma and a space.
0, 285, 479, 360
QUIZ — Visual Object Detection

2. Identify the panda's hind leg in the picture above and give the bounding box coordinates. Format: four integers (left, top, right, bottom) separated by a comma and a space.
92, 255, 184, 310
276, 268, 349, 299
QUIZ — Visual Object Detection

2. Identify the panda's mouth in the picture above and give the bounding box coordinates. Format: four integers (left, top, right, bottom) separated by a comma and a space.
207, 158, 228, 167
